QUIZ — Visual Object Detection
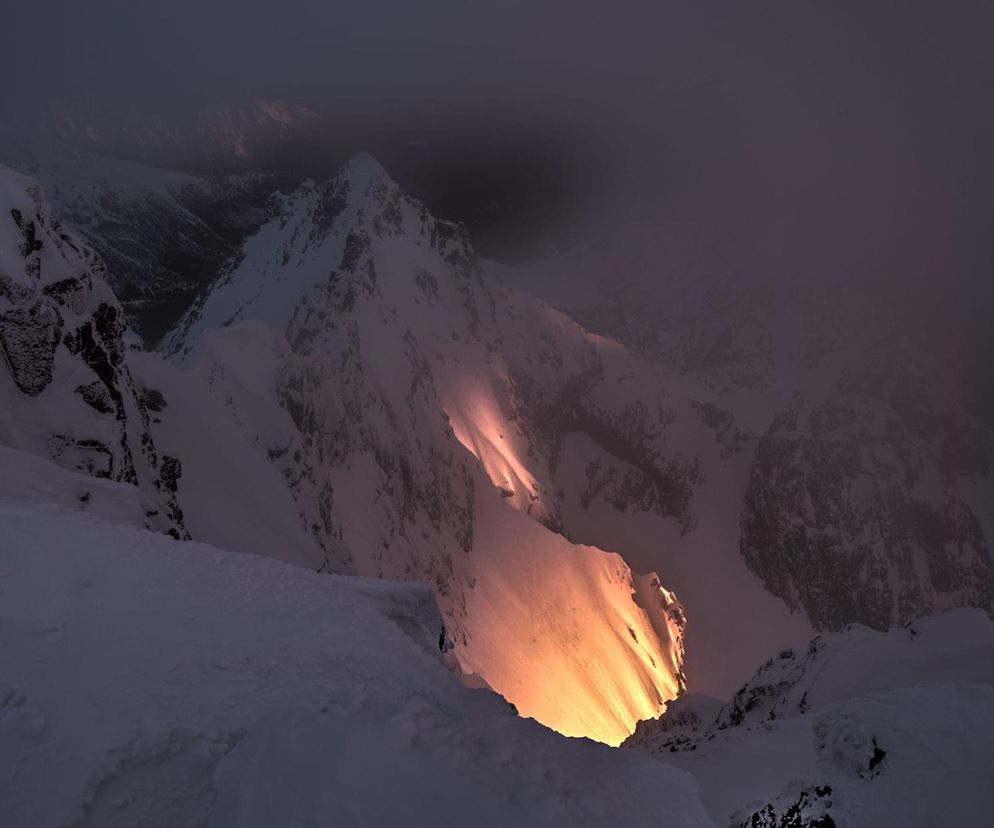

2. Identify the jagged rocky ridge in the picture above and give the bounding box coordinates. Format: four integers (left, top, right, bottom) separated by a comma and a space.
0, 166, 186, 536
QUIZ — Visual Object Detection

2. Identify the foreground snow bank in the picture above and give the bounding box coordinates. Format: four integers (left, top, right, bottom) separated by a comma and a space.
0, 499, 712, 828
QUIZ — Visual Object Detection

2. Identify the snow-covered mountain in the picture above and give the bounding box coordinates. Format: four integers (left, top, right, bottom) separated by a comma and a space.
0, 166, 185, 536
158, 155, 816, 706
624, 609, 994, 826
6, 146, 987, 739
1, 152, 992, 826
505, 225, 994, 640
152, 154, 702, 745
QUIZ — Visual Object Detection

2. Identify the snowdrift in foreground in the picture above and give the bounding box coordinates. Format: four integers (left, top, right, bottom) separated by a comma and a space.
626, 610, 994, 827
0, 499, 712, 828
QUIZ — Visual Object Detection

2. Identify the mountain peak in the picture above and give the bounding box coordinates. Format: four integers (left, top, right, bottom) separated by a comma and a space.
337, 152, 396, 192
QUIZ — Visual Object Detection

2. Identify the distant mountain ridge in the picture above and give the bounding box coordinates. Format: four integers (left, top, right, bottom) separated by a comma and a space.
0, 133, 279, 343
17, 98, 324, 174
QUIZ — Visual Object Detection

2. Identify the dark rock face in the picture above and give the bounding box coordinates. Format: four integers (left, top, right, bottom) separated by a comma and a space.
624, 694, 723, 754
741, 366, 994, 631
0, 166, 187, 538
0, 301, 62, 395
75, 380, 114, 414
741, 785, 835, 828
691, 400, 752, 458
159, 455, 182, 493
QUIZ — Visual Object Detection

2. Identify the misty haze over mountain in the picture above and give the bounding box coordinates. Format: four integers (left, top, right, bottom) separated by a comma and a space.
1, 3, 993, 826
6, 2, 993, 406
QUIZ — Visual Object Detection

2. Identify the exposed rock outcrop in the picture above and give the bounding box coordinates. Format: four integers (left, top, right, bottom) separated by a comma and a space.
0, 166, 187, 537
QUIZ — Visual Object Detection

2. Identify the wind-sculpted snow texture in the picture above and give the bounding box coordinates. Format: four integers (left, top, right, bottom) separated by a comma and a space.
624, 609, 994, 827
0, 500, 714, 828
163, 155, 694, 744
0, 167, 186, 536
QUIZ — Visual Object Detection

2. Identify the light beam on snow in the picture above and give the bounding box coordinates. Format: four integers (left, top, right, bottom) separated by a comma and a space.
443, 380, 687, 745
455, 487, 688, 745
444, 380, 541, 511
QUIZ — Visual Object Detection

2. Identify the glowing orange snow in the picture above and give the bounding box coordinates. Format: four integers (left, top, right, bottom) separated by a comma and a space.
457, 488, 685, 746
442, 379, 685, 746
443, 380, 542, 511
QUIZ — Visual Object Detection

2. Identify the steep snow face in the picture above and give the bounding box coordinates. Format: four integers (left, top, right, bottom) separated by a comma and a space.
0, 500, 714, 828
503, 229, 994, 644
625, 610, 994, 827
161, 154, 692, 744
0, 167, 185, 536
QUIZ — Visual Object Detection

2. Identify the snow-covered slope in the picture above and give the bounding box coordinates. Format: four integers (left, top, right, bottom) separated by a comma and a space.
0, 499, 714, 828
0, 166, 185, 536
624, 609, 994, 827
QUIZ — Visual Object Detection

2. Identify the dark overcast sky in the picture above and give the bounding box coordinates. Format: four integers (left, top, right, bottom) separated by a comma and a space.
3, 2, 994, 329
